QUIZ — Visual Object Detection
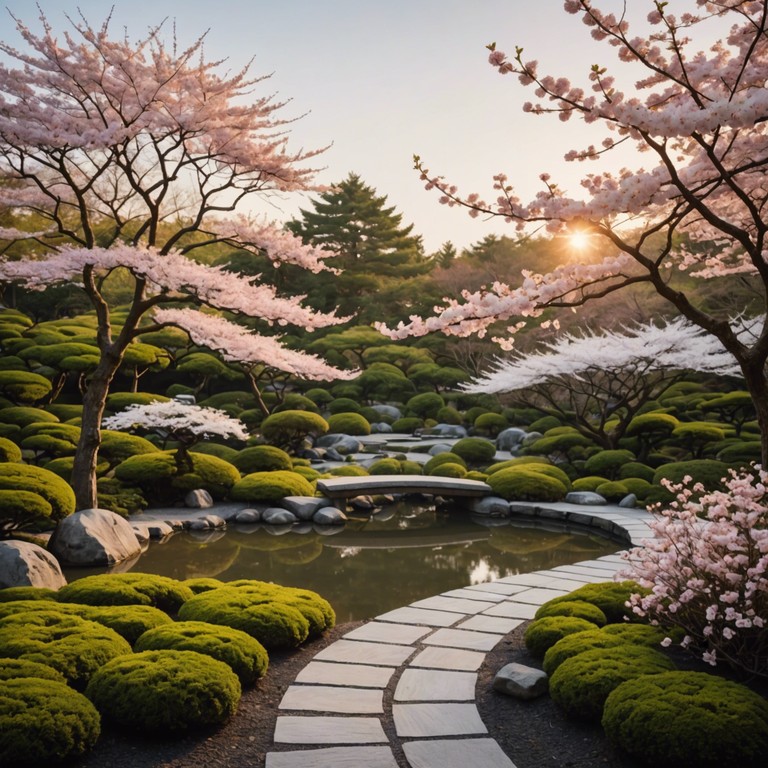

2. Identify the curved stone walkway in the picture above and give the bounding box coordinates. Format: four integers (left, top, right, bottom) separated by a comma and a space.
264, 502, 654, 768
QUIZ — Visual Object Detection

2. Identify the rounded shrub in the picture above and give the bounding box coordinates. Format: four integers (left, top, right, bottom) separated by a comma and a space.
0, 610, 132, 689
473, 412, 508, 436
85, 649, 241, 735
83, 604, 175, 645
487, 466, 568, 502
451, 436, 496, 464
617, 476, 651, 500
177, 587, 310, 650
0, 586, 58, 602
0, 436, 22, 462
135, 621, 268, 686
105, 392, 170, 412
260, 409, 329, 451
485, 456, 550, 474
272, 393, 320, 414
436, 405, 463, 425
0, 463, 75, 527
535, 599, 607, 626
0, 371, 53, 405
424, 452, 467, 473
304, 387, 333, 406
405, 392, 445, 419
57, 573, 194, 613
539, 581, 647, 623
549, 645, 676, 721
0, 657, 67, 683
0, 678, 101, 766
368, 457, 403, 475
231, 470, 315, 502
99, 430, 160, 465
651, 459, 729, 492
391, 416, 423, 433
327, 397, 363, 414
600, 623, 666, 646
571, 475, 610, 492
429, 462, 467, 478
528, 415, 561, 433
524, 616, 600, 658
327, 412, 371, 436
542, 629, 626, 676
595, 480, 630, 502
190, 442, 240, 463
328, 464, 369, 477
583, 449, 636, 480
602, 671, 768, 768
716, 440, 761, 465
618, 461, 657, 483
233, 445, 293, 474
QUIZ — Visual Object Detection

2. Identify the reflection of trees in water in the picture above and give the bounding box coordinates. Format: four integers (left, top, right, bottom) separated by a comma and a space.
97, 507, 620, 622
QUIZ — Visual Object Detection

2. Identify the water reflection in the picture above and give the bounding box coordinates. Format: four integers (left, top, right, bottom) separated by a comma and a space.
64, 502, 623, 623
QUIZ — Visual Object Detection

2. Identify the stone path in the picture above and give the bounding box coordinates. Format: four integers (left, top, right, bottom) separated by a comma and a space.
264, 502, 654, 768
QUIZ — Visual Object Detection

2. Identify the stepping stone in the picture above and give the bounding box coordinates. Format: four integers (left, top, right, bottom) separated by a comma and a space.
274, 716, 387, 744
519, 576, 595, 591
393, 702, 487, 737
496, 573, 561, 587
410, 646, 486, 671
403, 738, 516, 768
295, 662, 394, 688
482, 601, 538, 619
410, 595, 497, 614
375, 606, 460, 627
279, 685, 383, 714
508, 587, 570, 605
266, 746, 399, 768
394, 669, 476, 701
313, 639, 414, 666
441, 587, 506, 602
462, 582, 531, 597
423, 627, 503, 651
457, 615, 524, 634
343, 621, 431, 645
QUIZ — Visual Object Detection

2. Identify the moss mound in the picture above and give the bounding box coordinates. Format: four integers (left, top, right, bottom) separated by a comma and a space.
539, 581, 646, 623
534, 599, 607, 626
0, 586, 58, 602
327, 412, 371, 436
451, 436, 497, 464
542, 629, 627, 676
550, 645, 676, 721
0, 657, 66, 683
233, 445, 293, 474
231, 470, 315, 502
423, 452, 467, 473
487, 466, 568, 501
0, 610, 132, 689
57, 573, 194, 613
524, 616, 600, 658
135, 620, 268, 686
602, 671, 768, 768
85, 649, 241, 735
0, 678, 101, 766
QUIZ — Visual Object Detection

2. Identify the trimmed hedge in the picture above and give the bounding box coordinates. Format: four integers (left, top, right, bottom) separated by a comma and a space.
534, 599, 607, 626
0, 678, 101, 766
542, 629, 627, 676
233, 445, 293, 474
0, 463, 76, 527
231, 470, 315, 502
85, 649, 241, 735
451, 437, 497, 464
487, 466, 568, 502
327, 412, 371, 436
524, 616, 600, 658
602, 671, 768, 768
0, 657, 66, 683
538, 581, 647, 623
135, 620, 269, 686
424, 452, 467, 474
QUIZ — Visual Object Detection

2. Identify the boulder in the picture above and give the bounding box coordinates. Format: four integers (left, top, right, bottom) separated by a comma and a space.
371, 422, 393, 433
48, 508, 142, 566
234, 508, 261, 524
426, 424, 467, 438
493, 662, 549, 700
370, 404, 402, 420
565, 491, 608, 506
281, 496, 327, 521
0, 540, 66, 589
184, 489, 214, 508
315, 434, 364, 454
619, 493, 638, 508
313, 506, 348, 525
427, 443, 453, 456
496, 427, 527, 451
469, 496, 511, 517
261, 508, 298, 525
187, 514, 226, 531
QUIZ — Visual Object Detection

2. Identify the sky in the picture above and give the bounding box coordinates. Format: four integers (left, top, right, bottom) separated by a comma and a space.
0, 1, 723, 253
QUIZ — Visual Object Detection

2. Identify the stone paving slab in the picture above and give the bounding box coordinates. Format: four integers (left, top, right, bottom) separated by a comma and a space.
508, 587, 570, 605
266, 746, 399, 768
409, 595, 498, 614
295, 661, 395, 688
402, 738, 518, 768
422, 627, 503, 651
394, 669, 477, 701
461, 581, 532, 596
520, 576, 598, 591
343, 621, 431, 645
313, 639, 415, 666
440, 587, 507, 602
274, 715, 388, 744
545, 568, 614, 583
410, 646, 486, 671
551, 564, 621, 579
393, 702, 487, 737
495, 573, 566, 587
457, 614, 524, 634
375, 606, 461, 627
481, 601, 538, 619
279, 685, 383, 714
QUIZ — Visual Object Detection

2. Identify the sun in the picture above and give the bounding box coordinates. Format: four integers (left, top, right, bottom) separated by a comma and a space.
568, 231, 592, 251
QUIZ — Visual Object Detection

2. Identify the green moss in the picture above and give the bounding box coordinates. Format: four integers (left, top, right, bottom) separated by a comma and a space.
571, 475, 610, 492
0, 436, 22, 462
0, 610, 132, 689
0, 657, 66, 683
524, 616, 600, 658
183, 577, 225, 594
85, 649, 241, 735
405, 392, 445, 419
0, 586, 58, 602
549, 645, 675, 721
535, 599, 607, 626
424, 452, 467, 473
602, 672, 768, 768
429, 462, 468, 478
233, 445, 293, 473
231, 470, 315, 502
539, 581, 648, 623
487, 466, 568, 502
618, 461, 656, 483
583, 449, 636, 479
595, 480, 630, 501
327, 412, 371, 436
391, 416, 423, 432
368, 458, 403, 475
328, 464, 370, 477
135, 620, 268, 686
0, 463, 75, 529
542, 630, 626, 676
485, 456, 551, 475
0, 678, 101, 766
57, 573, 194, 613
600, 623, 666, 646
451, 437, 497, 464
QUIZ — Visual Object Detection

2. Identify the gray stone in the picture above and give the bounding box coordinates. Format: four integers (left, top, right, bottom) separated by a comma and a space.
235, 508, 261, 524
427, 443, 453, 456
131, 525, 151, 545
0, 540, 66, 589
282, 496, 326, 521
324, 447, 345, 462
313, 506, 348, 525
469, 496, 510, 517
184, 489, 214, 508
48, 508, 142, 566
370, 422, 392, 433
493, 662, 549, 699
262, 508, 299, 525
521, 431, 543, 446
370, 404, 402, 420
315, 434, 364, 455
619, 493, 638, 508
349, 495, 375, 510
187, 514, 226, 531
565, 491, 608, 505
426, 424, 467, 438
145, 521, 175, 539
495, 427, 527, 451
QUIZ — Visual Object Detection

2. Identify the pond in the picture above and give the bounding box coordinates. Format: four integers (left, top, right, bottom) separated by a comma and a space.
63, 503, 623, 623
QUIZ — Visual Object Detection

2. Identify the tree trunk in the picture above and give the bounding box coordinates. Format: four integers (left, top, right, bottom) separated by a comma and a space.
741, 364, 768, 468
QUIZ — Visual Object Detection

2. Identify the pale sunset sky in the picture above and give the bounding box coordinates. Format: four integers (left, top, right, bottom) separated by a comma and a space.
1, 1, 728, 252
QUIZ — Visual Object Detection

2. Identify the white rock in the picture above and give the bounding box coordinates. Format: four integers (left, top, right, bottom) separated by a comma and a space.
493, 662, 549, 700
313, 506, 348, 525
184, 489, 214, 508
0, 540, 67, 589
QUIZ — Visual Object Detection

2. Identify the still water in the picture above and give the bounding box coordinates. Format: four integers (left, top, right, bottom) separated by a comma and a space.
65, 503, 623, 623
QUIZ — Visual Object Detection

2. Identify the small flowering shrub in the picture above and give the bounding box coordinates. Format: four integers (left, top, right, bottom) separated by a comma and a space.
622, 465, 768, 678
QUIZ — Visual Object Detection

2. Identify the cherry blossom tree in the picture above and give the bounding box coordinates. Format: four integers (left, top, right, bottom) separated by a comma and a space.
465, 317, 740, 448
380, 1, 768, 463
102, 400, 248, 474
0, 11, 348, 509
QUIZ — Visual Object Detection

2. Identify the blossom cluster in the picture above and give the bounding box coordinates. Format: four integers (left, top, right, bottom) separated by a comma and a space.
621, 466, 768, 678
